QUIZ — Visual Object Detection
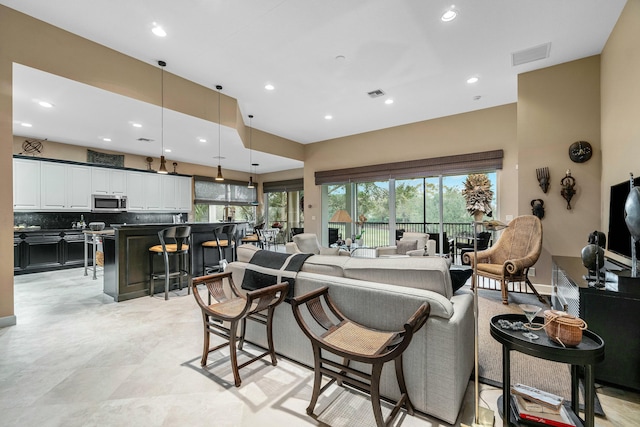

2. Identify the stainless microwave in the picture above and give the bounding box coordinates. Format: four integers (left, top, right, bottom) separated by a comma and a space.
92, 194, 127, 212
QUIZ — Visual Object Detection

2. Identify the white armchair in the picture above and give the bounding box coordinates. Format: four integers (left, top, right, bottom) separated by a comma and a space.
375, 232, 436, 257
285, 233, 351, 256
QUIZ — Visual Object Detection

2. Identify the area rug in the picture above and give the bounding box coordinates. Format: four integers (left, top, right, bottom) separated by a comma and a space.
476, 287, 604, 415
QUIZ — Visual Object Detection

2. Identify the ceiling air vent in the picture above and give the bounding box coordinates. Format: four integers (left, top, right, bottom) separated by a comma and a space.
137, 137, 154, 142
512, 43, 551, 66
367, 89, 385, 98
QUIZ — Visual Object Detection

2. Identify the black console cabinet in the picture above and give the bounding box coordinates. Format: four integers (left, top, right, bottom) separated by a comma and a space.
552, 256, 640, 391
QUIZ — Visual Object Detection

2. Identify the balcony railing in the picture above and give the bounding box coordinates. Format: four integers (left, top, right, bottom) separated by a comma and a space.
328, 221, 476, 250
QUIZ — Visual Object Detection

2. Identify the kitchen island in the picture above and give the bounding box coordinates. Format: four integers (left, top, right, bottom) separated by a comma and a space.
103, 222, 248, 301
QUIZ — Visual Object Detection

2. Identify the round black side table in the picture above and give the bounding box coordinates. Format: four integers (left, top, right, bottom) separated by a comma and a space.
490, 313, 604, 427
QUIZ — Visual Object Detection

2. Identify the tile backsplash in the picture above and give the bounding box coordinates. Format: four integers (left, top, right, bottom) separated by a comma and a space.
14, 212, 188, 230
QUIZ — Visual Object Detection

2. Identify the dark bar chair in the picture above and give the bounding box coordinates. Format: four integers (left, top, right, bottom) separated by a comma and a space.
291, 286, 430, 427
148, 225, 191, 300
201, 223, 236, 274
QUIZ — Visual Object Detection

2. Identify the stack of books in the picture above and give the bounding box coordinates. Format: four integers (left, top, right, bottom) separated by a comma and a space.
510, 384, 577, 427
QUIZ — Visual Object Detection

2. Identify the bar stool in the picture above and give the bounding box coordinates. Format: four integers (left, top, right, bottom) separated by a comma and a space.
190, 272, 288, 387
202, 224, 236, 275
291, 287, 430, 427
148, 225, 191, 300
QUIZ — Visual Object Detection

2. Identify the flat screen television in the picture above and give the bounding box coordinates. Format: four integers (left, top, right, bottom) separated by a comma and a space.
607, 176, 640, 261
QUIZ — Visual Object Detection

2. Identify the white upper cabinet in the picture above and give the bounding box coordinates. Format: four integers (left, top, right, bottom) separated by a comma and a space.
92, 168, 126, 195
159, 175, 192, 211
14, 157, 191, 213
125, 171, 146, 211
40, 162, 91, 211
13, 158, 41, 210
178, 176, 192, 211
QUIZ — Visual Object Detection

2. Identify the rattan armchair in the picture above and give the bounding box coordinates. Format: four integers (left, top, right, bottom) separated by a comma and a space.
464, 215, 544, 304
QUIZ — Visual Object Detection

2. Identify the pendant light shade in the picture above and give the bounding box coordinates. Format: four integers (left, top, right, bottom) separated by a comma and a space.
157, 60, 168, 174
215, 85, 224, 181
248, 114, 254, 188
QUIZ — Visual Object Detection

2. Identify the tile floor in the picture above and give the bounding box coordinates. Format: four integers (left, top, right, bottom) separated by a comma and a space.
2, 267, 638, 426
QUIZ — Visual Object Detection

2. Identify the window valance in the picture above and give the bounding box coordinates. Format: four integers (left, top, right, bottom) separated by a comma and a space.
314, 150, 503, 185
262, 178, 304, 193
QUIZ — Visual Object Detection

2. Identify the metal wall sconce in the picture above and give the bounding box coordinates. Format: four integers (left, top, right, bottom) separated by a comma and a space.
531, 199, 545, 219
536, 167, 550, 193
561, 169, 576, 210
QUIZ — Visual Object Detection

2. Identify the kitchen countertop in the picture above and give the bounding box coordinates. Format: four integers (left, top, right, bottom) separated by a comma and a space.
13, 228, 103, 234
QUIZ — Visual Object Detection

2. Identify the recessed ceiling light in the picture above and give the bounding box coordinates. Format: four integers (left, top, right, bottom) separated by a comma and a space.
151, 23, 166, 37
132, 123, 142, 128
164, 148, 171, 153
38, 101, 53, 108
265, 84, 275, 91
103, 138, 111, 142
21, 122, 32, 127
467, 76, 479, 84
441, 7, 458, 22
325, 115, 333, 120
199, 138, 207, 143
385, 99, 394, 105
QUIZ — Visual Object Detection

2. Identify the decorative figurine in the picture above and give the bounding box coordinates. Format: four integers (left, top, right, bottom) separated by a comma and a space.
560, 169, 576, 210
581, 230, 606, 287
536, 167, 550, 193
530, 199, 545, 219
625, 173, 640, 278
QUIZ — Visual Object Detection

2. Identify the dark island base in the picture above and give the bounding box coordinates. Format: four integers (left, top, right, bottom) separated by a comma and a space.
103, 222, 248, 302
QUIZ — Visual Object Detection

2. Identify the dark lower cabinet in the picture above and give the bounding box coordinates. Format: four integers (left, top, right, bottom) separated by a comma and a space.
553, 256, 640, 391
14, 230, 89, 275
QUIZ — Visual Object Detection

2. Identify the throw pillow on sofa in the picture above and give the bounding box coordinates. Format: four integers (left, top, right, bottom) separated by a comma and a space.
319, 247, 340, 256
397, 239, 418, 255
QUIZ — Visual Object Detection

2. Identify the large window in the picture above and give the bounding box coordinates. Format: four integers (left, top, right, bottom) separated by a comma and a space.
263, 179, 304, 242
325, 172, 497, 251
193, 176, 257, 223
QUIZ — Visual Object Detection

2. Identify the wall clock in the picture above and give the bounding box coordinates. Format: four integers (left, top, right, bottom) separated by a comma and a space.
569, 141, 592, 163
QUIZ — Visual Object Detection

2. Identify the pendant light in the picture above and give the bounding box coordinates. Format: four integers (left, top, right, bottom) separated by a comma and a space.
247, 114, 255, 188
215, 85, 224, 181
157, 60, 168, 174
250, 162, 259, 206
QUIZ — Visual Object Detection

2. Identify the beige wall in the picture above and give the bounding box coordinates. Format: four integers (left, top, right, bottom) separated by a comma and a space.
2, 2, 638, 325
517, 56, 602, 283
601, 0, 640, 266
303, 104, 520, 239
0, 5, 302, 325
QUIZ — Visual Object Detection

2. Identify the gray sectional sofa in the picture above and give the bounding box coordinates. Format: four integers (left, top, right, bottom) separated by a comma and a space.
228, 244, 475, 424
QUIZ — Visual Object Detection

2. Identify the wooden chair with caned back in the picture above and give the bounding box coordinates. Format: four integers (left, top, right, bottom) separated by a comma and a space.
291, 286, 430, 427
190, 272, 288, 387
464, 215, 544, 304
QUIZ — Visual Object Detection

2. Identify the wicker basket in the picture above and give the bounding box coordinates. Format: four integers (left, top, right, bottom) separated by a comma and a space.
543, 309, 587, 347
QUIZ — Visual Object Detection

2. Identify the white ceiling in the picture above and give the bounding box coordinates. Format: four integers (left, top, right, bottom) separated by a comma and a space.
4, 0, 627, 173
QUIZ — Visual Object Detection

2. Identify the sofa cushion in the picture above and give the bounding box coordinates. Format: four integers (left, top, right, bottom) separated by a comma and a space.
342, 256, 454, 299
397, 239, 418, 255
300, 254, 350, 277
296, 272, 454, 319
319, 247, 340, 256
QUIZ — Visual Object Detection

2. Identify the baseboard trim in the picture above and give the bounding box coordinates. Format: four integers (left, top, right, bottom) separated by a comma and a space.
531, 283, 552, 296
0, 315, 17, 328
